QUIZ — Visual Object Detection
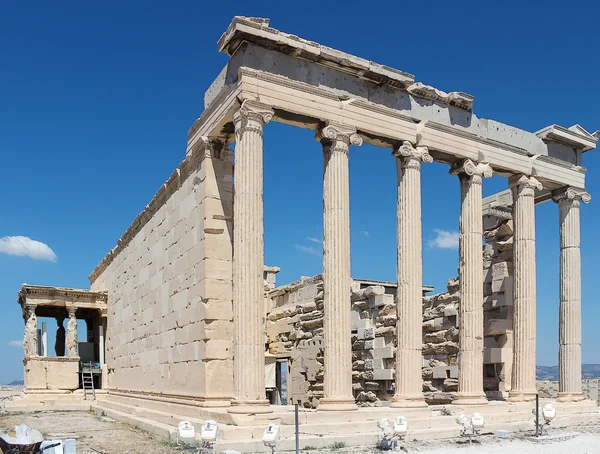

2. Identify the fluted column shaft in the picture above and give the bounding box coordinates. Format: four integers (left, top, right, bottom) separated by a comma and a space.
452, 159, 492, 405
317, 122, 362, 411
229, 101, 274, 414
553, 187, 590, 402
509, 175, 542, 401
391, 142, 432, 408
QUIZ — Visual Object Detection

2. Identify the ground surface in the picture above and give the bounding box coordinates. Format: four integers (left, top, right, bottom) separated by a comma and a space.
0, 411, 181, 454
1, 410, 600, 453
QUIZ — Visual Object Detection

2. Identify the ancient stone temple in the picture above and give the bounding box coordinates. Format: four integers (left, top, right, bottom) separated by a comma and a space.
11, 16, 598, 451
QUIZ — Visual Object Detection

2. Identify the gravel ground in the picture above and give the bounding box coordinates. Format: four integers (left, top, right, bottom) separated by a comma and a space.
1, 410, 600, 453
0, 411, 181, 454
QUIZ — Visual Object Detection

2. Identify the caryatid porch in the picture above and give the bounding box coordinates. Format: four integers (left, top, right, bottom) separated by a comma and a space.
18, 285, 108, 395
198, 17, 597, 412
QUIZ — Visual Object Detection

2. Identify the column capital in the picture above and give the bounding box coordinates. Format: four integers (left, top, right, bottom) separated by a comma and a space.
188, 136, 231, 160
450, 159, 493, 181
392, 141, 433, 168
552, 187, 591, 205
233, 100, 274, 135
509, 174, 543, 196
66, 306, 77, 317
316, 121, 363, 148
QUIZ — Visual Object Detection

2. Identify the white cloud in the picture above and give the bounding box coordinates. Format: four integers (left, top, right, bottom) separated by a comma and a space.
307, 237, 322, 244
295, 244, 322, 256
360, 230, 370, 238
0, 236, 57, 262
427, 229, 459, 249
8, 341, 22, 347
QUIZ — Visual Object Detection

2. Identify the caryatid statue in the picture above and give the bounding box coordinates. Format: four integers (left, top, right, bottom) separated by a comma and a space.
22, 304, 38, 357
66, 306, 78, 357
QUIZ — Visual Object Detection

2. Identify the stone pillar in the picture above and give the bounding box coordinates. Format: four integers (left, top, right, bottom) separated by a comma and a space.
451, 159, 492, 405
66, 306, 78, 357
99, 318, 106, 366
229, 100, 274, 414
41, 322, 47, 357
316, 121, 362, 411
553, 187, 590, 402
22, 304, 38, 358
391, 141, 432, 408
508, 175, 542, 401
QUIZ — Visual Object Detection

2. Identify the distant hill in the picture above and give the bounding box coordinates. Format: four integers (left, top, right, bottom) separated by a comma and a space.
537, 364, 600, 380
6, 379, 24, 387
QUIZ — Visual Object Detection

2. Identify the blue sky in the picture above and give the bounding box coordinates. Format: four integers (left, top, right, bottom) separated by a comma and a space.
0, 1, 598, 384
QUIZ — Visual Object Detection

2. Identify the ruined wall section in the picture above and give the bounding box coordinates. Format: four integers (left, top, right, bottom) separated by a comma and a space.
420, 279, 460, 404
482, 206, 515, 398
89, 144, 234, 405
266, 277, 463, 407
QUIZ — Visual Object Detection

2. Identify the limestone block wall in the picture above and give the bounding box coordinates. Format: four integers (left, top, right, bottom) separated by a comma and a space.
89, 144, 234, 404
537, 380, 600, 404
482, 208, 515, 398
23, 357, 79, 392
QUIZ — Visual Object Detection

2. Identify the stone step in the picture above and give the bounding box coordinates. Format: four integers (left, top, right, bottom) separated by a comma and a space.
92, 404, 178, 441
93, 398, 600, 453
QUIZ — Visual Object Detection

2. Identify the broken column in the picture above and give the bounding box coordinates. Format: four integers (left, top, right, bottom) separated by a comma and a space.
391, 141, 431, 408
553, 187, 590, 402
317, 121, 362, 411
508, 175, 541, 401
229, 100, 274, 414
451, 159, 492, 405
66, 306, 78, 357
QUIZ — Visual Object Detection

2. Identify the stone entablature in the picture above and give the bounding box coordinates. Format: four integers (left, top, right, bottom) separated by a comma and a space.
19, 285, 108, 315
191, 16, 596, 190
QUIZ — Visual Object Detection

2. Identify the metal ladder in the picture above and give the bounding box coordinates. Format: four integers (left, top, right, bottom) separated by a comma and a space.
81, 361, 95, 400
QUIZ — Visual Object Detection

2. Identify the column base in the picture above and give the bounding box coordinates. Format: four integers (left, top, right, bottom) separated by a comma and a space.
390, 394, 428, 408
227, 399, 272, 414
452, 393, 488, 406
556, 392, 586, 403
317, 398, 358, 411
508, 390, 538, 402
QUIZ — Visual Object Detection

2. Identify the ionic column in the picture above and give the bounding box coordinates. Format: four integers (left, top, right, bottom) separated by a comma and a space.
22, 304, 38, 358
317, 121, 362, 411
553, 187, 590, 402
391, 141, 432, 408
451, 159, 492, 405
229, 100, 274, 414
508, 175, 542, 402
66, 306, 78, 357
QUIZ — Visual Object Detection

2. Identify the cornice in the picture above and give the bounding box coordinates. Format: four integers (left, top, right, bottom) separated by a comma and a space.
221, 17, 477, 111
219, 17, 415, 90
535, 124, 597, 152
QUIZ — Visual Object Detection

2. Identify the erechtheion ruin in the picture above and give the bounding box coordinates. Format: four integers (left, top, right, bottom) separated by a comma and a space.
9, 16, 600, 451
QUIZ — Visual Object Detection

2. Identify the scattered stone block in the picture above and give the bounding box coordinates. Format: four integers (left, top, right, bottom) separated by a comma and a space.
372, 347, 394, 359
373, 369, 394, 380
